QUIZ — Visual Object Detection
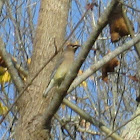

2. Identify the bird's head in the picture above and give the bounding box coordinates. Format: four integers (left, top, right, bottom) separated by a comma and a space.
66, 43, 80, 52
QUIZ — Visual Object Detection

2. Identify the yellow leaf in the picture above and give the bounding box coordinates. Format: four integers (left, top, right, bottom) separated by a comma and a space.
78, 70, 87, 88
0, 71, 11, 84
80, 81, 87, 88
27, 58, 31, 65
78, 70, 83, 75
0, 102, 8, 115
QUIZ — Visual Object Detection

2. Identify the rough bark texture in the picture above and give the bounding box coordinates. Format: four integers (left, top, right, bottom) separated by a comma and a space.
122, 60, 140, 140
15, 0, 70, 139
122, 106, 140, 140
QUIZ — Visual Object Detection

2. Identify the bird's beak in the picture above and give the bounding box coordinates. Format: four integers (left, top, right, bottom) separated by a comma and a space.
73, 45, 80, 49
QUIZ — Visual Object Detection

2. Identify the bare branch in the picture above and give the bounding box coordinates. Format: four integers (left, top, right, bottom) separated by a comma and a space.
63, 99, 123, 140
0, 38, 24, 92
69, 34, 140, 93
43, 0, 119, 132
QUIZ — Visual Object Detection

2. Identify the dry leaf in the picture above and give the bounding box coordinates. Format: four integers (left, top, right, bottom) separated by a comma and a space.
0, 70, 11, 84
102, 51, 119, 82
78, 70, 87, 87
128, 75, 139, 82
0, 102, 8, 115
27, 58, 31, 65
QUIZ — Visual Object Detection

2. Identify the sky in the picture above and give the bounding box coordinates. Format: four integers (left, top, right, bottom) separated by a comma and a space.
0, 0, 140, 139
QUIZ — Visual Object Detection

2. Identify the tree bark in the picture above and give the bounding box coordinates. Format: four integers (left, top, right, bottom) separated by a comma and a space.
122, 106, 140, 140
122, 60, 140, 140
15, 0, 70, 139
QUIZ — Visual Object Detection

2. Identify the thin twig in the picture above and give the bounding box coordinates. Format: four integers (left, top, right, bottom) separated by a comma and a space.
104, 112, 140, 140
0, 2, 92, 125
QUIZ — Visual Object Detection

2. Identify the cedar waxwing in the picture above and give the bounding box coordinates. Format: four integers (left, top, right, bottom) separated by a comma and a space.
43, 44, 80, 97
108, 4, 131, 42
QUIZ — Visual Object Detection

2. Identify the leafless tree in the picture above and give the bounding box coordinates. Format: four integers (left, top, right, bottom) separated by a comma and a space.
0, 0, 139, 139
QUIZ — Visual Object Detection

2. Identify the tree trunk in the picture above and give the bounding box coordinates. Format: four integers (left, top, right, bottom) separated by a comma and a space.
15, 0, 70, 139
122, 106, 140, 140
122, 60, 140, 140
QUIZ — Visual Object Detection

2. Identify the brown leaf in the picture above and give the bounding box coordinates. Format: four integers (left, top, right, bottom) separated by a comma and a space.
108, 4, 132, 42
128, 75, 139, 82
102, 51, 119, 82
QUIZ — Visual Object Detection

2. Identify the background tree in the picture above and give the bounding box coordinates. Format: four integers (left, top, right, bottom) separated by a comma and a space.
0, 0, 139, 140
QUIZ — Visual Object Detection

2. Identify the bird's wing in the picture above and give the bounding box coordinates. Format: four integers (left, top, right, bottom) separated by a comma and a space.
43, 55, 64, 97
46, 55, 64, 86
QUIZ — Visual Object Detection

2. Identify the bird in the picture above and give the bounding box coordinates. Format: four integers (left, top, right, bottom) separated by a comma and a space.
108, 4, 132, 42
43, 43, 80, 97
102, 51, 119, 82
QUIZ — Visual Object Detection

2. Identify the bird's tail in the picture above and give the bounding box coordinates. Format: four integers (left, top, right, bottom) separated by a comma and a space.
43, 79, 55, 98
